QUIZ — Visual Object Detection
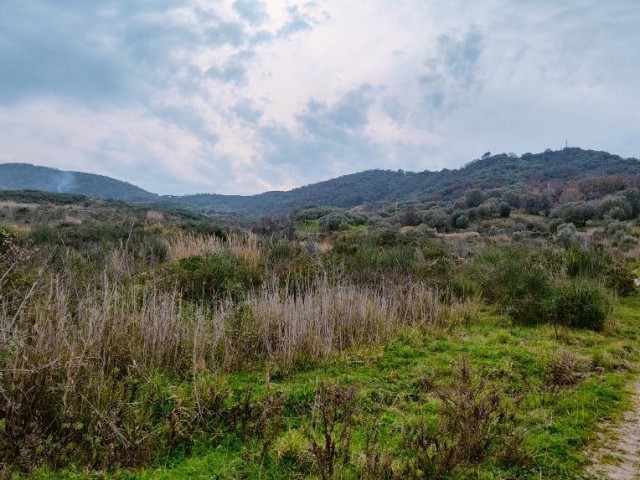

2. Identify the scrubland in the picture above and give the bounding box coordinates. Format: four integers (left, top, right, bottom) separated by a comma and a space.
0, 197, 639, 479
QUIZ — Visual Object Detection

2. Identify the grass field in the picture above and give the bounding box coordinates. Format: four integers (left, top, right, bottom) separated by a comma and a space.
30, 295, 640, 479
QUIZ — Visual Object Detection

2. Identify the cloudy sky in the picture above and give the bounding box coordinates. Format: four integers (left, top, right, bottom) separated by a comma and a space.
0, 1, 638, 195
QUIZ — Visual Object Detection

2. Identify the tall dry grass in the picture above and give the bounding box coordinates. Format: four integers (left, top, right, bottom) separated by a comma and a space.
1, 277, 454, 375
165, 232, 262, 265
0, 270, 471, 470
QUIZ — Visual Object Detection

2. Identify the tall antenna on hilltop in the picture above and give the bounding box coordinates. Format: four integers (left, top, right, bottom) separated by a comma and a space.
565, 140, 568, 149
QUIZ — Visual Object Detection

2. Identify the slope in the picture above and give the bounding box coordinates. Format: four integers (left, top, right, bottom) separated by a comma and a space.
181, 148, 640, 213
0, 163, 157, 203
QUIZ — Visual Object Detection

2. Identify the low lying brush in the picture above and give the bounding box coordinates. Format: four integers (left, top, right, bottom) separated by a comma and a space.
0, 273, 458, 471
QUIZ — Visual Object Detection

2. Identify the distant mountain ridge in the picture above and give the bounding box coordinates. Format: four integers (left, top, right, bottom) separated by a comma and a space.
0, 163, 157, 202
1, 148, 639, 213
180, 148, 640, 213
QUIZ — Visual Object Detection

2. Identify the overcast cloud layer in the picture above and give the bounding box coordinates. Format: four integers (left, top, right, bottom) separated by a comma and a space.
0, 1, 639, 195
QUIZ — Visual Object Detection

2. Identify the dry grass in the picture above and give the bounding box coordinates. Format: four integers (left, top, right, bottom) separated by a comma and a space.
0, 270, 472, 377
146, 210, 165, 222
0, 201, 39, 209
229, 282, 446, 364
0, 260, 467, 470
165, 232, 262, 265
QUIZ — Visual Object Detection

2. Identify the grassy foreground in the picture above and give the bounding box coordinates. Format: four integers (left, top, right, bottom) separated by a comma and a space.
29, 295, 640, 480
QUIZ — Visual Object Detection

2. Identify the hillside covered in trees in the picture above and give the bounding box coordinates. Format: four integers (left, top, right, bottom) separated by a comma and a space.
180, 148, 640, 213
1, 149, 639, 215
1, 165, 640, 478
0, 163, 158, 203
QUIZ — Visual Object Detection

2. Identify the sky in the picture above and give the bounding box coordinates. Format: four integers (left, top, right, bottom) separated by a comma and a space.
0, 1, 639, 195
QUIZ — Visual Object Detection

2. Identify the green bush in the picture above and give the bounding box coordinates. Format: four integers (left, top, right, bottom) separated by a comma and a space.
552, 202, 594, 227
0, 227, 16, 253
564, 248, 606, 278
467, 247, 555, 324
551, 280, 611, 331
565, 248, 635, 296
264, 240, 322, 288
168, 251, 260, 301
454, 215, 470, 229
555, 223, 580, 248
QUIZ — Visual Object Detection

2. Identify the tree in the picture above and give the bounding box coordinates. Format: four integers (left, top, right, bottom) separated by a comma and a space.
596, 196, 632, 220
455, 215, 470, 229
465, 189, 485, 208
401, 207, 421, 227
552, 202, 594, 227
498, 202, 511, 218
424, 209, 451, 233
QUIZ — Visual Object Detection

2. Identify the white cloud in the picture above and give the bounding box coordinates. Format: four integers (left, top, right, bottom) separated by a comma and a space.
0, 0, 638, 195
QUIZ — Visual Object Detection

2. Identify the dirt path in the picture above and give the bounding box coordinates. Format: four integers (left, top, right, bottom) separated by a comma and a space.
587, 379, 640, 479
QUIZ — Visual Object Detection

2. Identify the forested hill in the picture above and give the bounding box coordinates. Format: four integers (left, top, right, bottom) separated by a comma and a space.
0, 163, 157, 202
1, 148, 639, 213
181, 148, 640, 213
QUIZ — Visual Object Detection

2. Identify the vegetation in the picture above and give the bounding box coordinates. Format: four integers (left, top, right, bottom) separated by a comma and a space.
1, 148, 640, 478
179, 148, 640, 214
0, 164, 157, 202
3, 148, 640, 217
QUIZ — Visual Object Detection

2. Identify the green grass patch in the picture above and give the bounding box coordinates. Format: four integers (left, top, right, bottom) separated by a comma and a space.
295, 220, 321, 232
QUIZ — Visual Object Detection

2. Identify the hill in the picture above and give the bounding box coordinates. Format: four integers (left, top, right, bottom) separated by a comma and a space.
2, 148, 639, 214
181, 148, 640, 213
0, 163, 157, 203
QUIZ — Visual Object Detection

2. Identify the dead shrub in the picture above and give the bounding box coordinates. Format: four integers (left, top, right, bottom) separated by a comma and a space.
228, 385, 287, 458
542, 350, 582, 395
402, 360, 524, 478
303, 383, 359, 480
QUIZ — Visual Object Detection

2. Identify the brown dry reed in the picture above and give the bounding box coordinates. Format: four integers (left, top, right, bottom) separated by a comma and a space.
0, 263, 462, 470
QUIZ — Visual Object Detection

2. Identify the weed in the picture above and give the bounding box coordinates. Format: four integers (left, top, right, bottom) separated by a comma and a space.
228, 385, 287, 458
402, 360, 523, 478
358, 422, 396, 480
303, 383, 359, 480
273, 429, 313, 468
542, 350, 582, 395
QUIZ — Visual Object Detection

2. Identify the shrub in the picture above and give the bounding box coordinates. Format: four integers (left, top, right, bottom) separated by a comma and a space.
564, 248, 607, 278
551, 280, 612, 331
302, 383, 359, 480
498, 202, 511, 218
552, 202, 594, 227
454, 215, 469, 229
329, 236, 418, 285
264, 240, 322, 287
548, 218, 564, 234
596, 196, 632, 220
465, 189, 485, 208
254, 214, 295, 238
542, 350, 582, 395
167, 251, 260, 301
604, 218, 632, 236
402, 360, 523, 478
615, 232, 637, 251
467, 247, 555, 324
564, 248, 635, 296
319, 211, 366, 232
423, 209, 451, 232
555, 223, 580, 248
